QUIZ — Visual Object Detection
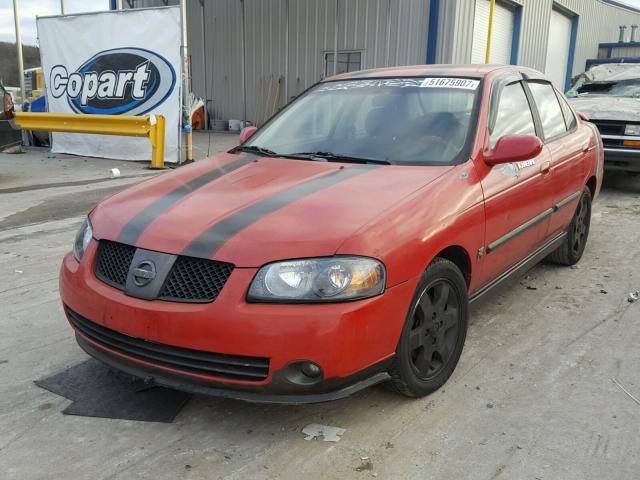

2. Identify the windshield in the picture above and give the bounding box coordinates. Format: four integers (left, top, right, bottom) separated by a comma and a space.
243, 77, 481, 165
567, 79, 640, 98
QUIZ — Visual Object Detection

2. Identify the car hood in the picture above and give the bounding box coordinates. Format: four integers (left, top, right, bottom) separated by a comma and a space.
569, 96, 640, 122
91, 153, 451, 266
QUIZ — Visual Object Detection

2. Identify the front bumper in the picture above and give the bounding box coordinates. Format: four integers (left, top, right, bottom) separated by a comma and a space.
603, 147, 640, 172
60, 241, 416, 403
75, 333, 392, 404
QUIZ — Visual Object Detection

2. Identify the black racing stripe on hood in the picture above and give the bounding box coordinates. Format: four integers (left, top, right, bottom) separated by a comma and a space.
118, 157, 253, 246
182, 165, 378, 259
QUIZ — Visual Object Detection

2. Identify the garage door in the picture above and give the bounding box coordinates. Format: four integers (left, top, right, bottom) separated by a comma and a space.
545, 9, 573, 90
471, 0, 515, 64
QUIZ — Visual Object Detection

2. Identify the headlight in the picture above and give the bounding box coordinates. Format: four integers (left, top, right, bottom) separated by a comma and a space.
73, 217, 93, 261
247, 257, 386, 303
625, 124, 640, 136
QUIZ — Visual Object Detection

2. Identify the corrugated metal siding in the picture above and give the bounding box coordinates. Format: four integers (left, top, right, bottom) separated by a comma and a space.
187, 0, 428, 122
559, 0, 640, 79
440, 0, 640, 81
135, 0, 640, 119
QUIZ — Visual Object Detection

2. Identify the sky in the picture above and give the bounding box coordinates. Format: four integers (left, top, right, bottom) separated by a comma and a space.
2, 0, 640, 47
0, 0, 109, 46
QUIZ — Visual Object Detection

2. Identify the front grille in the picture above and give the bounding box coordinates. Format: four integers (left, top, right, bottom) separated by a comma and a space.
592, 121, 625, 136
93, 240, 234, 303
95, 240, 135, 288
67, 307, 270, 381
159, 256, 234, 303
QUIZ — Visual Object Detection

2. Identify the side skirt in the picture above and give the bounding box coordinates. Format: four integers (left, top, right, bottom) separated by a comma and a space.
469, 232, 567, 305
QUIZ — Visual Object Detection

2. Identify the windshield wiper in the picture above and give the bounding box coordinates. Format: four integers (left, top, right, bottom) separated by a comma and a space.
287, 151, 393, 165
234, 145, 280, 157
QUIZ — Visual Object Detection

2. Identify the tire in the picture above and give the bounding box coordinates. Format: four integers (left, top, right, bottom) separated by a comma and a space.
387, 258, 469, 398
547, 188, 592, 266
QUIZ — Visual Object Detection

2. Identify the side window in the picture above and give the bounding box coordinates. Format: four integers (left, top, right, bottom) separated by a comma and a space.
490, 82, 536, 147
527, 82, 567, 139
557, 92, 577, 131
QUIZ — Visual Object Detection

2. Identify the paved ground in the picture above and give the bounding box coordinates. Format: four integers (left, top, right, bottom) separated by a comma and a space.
0, 137, 639, 479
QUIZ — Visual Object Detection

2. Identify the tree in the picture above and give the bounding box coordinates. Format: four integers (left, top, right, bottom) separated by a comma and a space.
0, 42, 41, 87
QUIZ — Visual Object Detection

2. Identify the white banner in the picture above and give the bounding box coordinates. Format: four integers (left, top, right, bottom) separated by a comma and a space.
37, 8, 181, 163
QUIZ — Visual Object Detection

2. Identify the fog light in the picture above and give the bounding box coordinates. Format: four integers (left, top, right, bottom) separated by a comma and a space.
301, 362, 322, 378
279, 361, 324, 386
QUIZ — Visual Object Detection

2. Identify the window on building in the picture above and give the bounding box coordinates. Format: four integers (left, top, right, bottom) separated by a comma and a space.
527, 81, 567, 140
490, 82, 536, 146
325, 51, 362, 76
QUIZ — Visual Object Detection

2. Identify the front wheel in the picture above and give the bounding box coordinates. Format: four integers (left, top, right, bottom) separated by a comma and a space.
388, 258, 469, 398
547, 188, 592, 266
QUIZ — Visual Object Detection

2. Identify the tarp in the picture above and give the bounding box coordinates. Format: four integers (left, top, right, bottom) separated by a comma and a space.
37, 8, 181, 163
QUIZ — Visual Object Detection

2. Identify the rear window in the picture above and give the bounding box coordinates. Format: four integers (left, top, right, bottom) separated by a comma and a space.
567, 79, 640, 98
557, 93, 577, 131
528, 82, 567, 140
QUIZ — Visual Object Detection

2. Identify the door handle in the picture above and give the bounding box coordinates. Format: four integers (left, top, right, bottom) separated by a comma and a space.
541, 160, 551, 173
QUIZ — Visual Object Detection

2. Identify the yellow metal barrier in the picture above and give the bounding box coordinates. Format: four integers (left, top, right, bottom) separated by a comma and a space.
14, 112, 166, 169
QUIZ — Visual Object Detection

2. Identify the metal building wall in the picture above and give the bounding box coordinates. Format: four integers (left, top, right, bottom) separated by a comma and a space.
186, 0, 429, 123
437, 0, 640, 80
126, 0, 640, 120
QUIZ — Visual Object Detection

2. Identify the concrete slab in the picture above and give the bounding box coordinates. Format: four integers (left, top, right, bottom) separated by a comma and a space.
0, 142, 639, 479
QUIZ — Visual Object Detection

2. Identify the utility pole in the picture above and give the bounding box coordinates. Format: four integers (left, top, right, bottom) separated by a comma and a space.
180, 0, 189, 161
12, 0, 25, 104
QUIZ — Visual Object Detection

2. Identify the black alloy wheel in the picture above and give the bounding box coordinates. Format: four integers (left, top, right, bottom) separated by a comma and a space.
570, 191, 591, 258
388, 258, 468, 397
547, 187, 592, 266
408, 280, 460, 380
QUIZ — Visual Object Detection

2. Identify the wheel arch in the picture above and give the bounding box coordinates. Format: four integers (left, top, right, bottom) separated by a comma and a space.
433, 245, 472, 288
586, 176, 597, 198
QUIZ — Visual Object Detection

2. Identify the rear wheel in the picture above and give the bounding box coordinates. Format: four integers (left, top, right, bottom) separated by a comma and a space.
388, 258, 468, 397
547, 188, 591, 266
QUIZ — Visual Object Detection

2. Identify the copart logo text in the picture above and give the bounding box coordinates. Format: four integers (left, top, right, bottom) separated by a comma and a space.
49, 47, 176, 115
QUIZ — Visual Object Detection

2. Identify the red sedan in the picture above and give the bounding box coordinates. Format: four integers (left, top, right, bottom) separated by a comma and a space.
60, 65, 603, 403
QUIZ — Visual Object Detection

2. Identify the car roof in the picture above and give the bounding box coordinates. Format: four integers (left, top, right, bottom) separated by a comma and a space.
324, 64, 544, 82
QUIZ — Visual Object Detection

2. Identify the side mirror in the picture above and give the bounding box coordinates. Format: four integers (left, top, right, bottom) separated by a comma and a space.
239, 125, 258, 144
484, 134, 543, 166
577, 112, 589, 122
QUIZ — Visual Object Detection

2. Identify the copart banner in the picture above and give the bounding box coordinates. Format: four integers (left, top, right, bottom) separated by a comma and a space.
37, 7, 181, 163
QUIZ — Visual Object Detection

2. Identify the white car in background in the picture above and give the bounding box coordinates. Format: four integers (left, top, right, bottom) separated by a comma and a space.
567, 63, 640, 174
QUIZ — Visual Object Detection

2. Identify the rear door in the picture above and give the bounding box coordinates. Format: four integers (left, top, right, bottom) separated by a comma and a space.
479, 77, 554, 286
525, 80, 589, 239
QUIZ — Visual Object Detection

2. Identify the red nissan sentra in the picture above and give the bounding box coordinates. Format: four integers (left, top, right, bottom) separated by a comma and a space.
60, 65, 603, 403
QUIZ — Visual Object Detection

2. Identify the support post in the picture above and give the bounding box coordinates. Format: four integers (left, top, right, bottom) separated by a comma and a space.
12, 0, 25, 105
485, 0, 495, 64
333, 0, 339, 75
199, 0, 208, 129
180, 0, 189, 162
240, 0, 247, 123
150, 115, 166, 169
284, 0, 289, 104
